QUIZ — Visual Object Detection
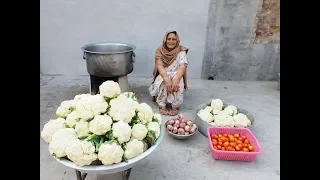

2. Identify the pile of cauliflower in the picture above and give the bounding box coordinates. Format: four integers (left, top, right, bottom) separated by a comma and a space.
197, 99, 251, 128
41, 80, 162, 167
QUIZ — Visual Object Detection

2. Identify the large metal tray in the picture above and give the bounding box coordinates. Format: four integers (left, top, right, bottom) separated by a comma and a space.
48, 123, 165, 174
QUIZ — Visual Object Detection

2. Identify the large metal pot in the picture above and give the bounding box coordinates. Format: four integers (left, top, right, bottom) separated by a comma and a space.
81, 42, 136, 77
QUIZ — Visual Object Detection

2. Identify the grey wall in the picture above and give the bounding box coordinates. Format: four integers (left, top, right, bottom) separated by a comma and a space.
40, 0, 280, 80
40, 0, 209, 78
201, 0, 280, 81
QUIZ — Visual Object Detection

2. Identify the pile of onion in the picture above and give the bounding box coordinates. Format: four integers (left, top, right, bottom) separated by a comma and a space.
166, 114, 197, 135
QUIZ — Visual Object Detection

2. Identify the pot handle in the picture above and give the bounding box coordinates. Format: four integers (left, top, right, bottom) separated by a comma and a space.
83, 52, 86, 60
132, 52, 135, 62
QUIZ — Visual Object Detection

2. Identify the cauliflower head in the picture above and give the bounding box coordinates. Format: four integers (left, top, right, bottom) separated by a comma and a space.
108, 95, 137, 123
137, 103, 153, 125
98, 141, 124, 165
212, 108, 222, 115
75, 94, 109, 121
197, 109, 214, 123
75, 121, 90, 136
147, 122, 160, 139
112, 121, 132, 144
211, 99, 223, 110
74, 94, 91, 102
56, 100, 76, 118
219, 110, 232, 116
152, 113, 162, 125
41, 118, 66, 143
65, 140, 97, 166
131, 123, 148, 140
49, 128, 78, 158
99, 80, 121, 98
89, 114, 113, 135
223, 105, 238, 116
124, 139, 144, 160
65, 111, 80, 128
204, 106, 213, 113
111, 104, 136, 123
213, 114, 235, 127
234, 113, 251, 128
121, 92, 138, 102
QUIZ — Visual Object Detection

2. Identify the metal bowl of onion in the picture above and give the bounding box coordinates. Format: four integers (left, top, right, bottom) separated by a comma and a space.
165, 114, 198, 140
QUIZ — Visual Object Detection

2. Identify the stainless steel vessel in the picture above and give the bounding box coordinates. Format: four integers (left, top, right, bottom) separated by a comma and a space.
81, 42, 136, 77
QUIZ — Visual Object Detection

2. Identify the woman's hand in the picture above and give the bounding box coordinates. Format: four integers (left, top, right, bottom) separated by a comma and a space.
172, 78, 180, 92
163, 77, 173, 93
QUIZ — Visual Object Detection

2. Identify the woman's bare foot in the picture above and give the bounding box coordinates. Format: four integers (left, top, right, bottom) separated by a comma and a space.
159, 106, 168, 115
168, 106, 179, 116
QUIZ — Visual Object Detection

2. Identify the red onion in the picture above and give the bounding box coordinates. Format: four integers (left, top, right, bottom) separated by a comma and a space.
173, 124, 179, 128
175, 120, 180, 125
168, 120, 175, 125
178, 114, 183, 119
185, 132, 190, 135
181, 118, 187, 123
186, 120, 193, 127
167, 125, 173, 131
192, 124, 197, 129
172, 127, 178, 134
184, 125, 190, 132
190, 127, 195, 133
178, 128, 185, 135
179, 123, 186, 128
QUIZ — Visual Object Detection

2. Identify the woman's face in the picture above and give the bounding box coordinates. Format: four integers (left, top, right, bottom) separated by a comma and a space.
166, 33, 177, 51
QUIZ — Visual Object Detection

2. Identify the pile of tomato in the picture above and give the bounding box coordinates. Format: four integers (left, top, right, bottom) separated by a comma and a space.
210, 133, 255, 152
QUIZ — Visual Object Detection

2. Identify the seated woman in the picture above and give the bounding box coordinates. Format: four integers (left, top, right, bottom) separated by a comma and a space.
149, 30, 188, 116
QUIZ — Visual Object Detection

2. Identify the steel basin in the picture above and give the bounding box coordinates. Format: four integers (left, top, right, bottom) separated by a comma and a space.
194, 102, 255, 137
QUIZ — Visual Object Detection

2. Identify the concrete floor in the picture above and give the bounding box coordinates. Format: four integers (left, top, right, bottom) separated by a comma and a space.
40, 75, 280, 180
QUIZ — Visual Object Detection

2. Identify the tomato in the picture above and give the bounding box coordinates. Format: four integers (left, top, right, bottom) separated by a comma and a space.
227, 146, 236, 151
242, 148, 249, 152
221, 147, 226, 151
212, 139, 218, 145
242, 143, 248, 148
228, 136, 235, 142
223, 133, 228, 137
235, 145, 241, 151
248, 145, 254, 151
218, 134, 222, 138
213, 145, 217, 149
243, 139, 250, 144
234, 138, 238, 141
238, 137, 244, 142
218, 141, 223, 145
211, 134, 218, 139
236, 140, 243, 144
234, 134, 240, 138
220, 137, 228, 142
242, 136, 247, 140
229, 142, 236, 148
217, 145, 222, 150
237, 144, 243, 149
223, 141, 229, 147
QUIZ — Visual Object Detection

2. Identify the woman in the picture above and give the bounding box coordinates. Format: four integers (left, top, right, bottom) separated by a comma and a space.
149, 30, 188, 116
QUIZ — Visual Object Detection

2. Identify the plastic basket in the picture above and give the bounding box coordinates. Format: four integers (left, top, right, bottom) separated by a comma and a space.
207, 127, 261, 162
